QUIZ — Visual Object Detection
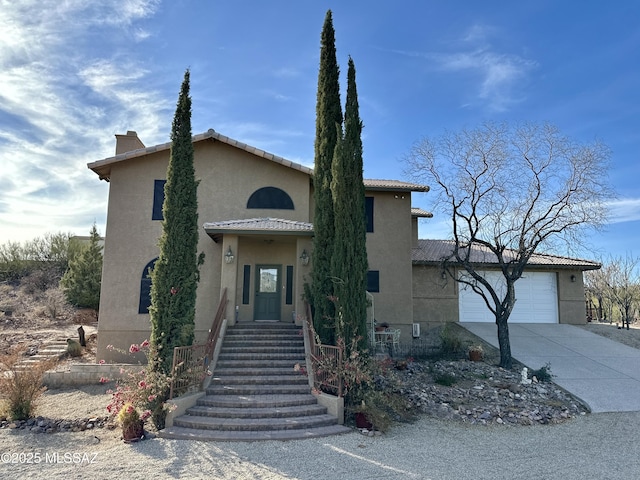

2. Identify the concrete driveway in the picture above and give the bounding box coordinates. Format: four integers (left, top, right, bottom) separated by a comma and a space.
460, 323, 640, 413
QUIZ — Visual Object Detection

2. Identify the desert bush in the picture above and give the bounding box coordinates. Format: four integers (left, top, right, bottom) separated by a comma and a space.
0, 347, 57, 420
66, 339, 83, 357
439, 323, 462, 355
529, 363, 555, 383
44, 287, 67, 319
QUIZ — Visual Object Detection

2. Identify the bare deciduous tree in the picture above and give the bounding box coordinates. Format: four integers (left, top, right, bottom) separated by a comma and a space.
406, 122, 611, 368
587, 256, 640, 328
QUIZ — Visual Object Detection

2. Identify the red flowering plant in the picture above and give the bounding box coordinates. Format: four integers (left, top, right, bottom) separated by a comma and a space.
100, 340, 174, 434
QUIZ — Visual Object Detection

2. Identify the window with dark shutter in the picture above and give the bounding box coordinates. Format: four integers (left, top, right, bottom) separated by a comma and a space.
365, 196, 374, 232
152, 180, 166, 220
138, 258, 157, 313
367, 270, 380, 293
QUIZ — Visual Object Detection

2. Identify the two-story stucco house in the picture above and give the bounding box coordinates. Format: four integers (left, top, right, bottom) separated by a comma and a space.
88, 129, 599, 362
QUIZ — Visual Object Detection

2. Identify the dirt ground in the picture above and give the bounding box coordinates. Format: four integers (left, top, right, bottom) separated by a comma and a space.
578, 321, 640, 349
0, 283, 98, 365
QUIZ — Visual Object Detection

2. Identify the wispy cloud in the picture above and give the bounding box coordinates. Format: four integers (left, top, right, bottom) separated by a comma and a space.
0, 0, 164, 243
386, 23, 537, 112
607, 198, 640, 224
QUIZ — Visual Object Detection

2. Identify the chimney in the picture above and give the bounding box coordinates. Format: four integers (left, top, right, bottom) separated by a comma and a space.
115, 130, 145, 155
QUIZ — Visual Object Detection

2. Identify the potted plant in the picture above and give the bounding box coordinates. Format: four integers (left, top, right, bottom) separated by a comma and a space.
468, 345, 484, 362
375, 321, 389, 332
353, 401, 373, 429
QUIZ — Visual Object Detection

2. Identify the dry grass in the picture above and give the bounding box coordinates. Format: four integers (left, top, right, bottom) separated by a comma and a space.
0, 347, 59, 420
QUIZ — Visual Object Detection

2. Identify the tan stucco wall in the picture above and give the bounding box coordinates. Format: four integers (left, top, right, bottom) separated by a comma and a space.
364, 191, 414, 341
97, 140, 311, 362
557, 269, 588, 324
412, 264, 459, 332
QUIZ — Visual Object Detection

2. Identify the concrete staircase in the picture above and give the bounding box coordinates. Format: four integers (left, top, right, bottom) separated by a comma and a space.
16, 340, 68, 370
160, 322, 350, 441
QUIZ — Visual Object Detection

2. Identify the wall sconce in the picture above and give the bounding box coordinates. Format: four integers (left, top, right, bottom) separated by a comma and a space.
225, 246, 235, 264
441, 270, 447, 280
570, 274, 576, 283
300, 249, 310, 266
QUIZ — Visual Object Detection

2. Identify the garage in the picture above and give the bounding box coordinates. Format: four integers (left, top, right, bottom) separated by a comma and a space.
458, 271, 558, 323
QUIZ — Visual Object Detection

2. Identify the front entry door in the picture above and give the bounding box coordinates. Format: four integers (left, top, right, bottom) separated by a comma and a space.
254, 265, 281, 321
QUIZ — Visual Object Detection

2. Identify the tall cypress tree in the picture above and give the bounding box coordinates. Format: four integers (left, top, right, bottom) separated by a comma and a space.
312, 10, 342, 343
331, 57, 368, 352
149, 69, 203, 376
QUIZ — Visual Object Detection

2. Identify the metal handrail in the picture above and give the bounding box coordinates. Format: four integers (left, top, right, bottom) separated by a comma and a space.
169, 287, 228, 399
305, 302, 344, 397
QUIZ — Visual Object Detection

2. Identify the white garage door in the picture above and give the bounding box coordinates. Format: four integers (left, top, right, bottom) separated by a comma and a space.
458, 271, 558, 323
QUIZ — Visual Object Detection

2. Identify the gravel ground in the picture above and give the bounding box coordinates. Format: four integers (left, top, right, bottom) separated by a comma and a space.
1, 411, 640, 479
1, 321, 639, 479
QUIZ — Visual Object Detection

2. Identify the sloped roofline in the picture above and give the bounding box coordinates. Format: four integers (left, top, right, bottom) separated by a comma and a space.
412, 239, 601, 271
86, 128, 429, 193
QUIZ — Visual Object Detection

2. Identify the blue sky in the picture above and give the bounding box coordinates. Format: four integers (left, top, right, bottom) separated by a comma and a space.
0, 1, 638, 261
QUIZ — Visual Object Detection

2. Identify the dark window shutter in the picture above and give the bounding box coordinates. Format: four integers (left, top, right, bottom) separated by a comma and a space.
365, 196, 374, 232
285, 265, 293, 305
366, 270, 380, 293
152, 180, 166, 220
242, 265, 251, 304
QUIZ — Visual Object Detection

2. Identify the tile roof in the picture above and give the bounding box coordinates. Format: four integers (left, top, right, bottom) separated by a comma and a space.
363, 179, 429, 192
203, 218, 314, 237
411, 207, 433, 218
88, 129, 313, 181
87, 129, 430, 193
412, 239, 601, 270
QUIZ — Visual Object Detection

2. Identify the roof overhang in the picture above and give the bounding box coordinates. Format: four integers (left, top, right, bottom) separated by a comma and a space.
363, 179, 430, 193
88, 129, 314, 182
411, 207, 433, 218
412, 239, 601, 271
203, 217, 314, 242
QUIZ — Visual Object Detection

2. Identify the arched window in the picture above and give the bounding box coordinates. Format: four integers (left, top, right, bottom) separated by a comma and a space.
247, 186, 294, 210
138, 258, 157, 314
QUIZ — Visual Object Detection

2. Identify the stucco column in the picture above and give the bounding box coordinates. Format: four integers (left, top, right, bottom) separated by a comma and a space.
221, 235, 239, 325
295, 237, 313, 326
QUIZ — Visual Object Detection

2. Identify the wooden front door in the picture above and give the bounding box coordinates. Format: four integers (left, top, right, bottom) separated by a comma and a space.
254, 265, 281, 320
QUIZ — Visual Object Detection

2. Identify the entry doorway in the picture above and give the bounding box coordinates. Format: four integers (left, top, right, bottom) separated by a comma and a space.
254, 265, 281, 321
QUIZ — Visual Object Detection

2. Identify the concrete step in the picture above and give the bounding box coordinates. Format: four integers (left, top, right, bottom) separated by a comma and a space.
186, 403, 327, 419
220, 346, 305, 354
223, 337, 302, 345
196, 394, 319, 409
214, 367, 299, 376
217, 352, 305, 361
159, 424, 351, 442
173, 413, 339, 432
216, 359, 303, 369
206, 384, 311, 396
210, 375, 308, 386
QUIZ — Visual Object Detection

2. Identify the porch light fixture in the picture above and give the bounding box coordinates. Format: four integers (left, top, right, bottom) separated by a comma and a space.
225, 246, 235, 264
300, 249, 310, 266
570, 274, 576, 283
